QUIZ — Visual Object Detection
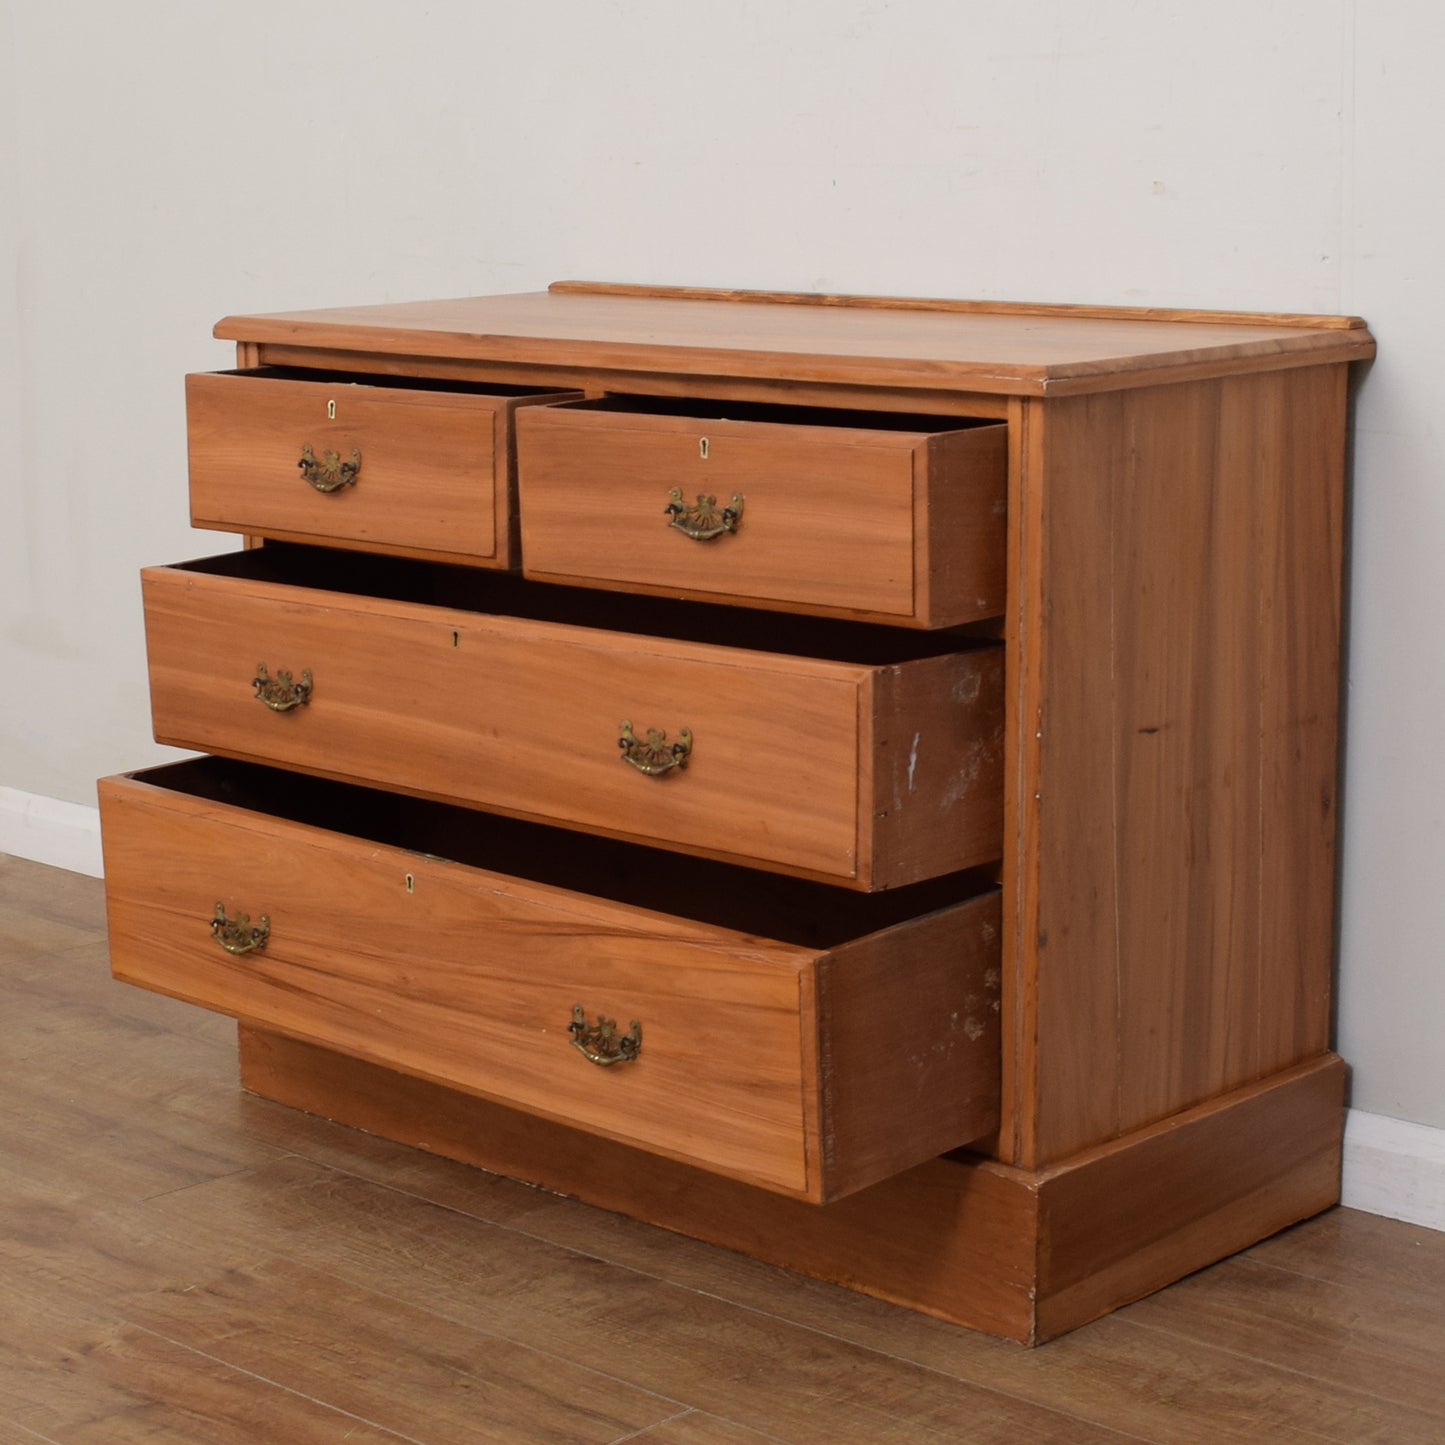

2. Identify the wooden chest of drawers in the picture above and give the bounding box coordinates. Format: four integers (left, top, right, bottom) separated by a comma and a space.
99, 281, 1374, 1343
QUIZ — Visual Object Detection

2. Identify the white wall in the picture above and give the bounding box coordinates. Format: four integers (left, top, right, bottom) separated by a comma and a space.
2, 0, 1439, 1133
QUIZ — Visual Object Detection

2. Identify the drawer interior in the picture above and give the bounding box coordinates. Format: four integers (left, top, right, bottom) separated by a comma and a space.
217, 365, 566, 400
139, 756, 996, 949
180, 543, 1001, 664
548, 392, 1001, 433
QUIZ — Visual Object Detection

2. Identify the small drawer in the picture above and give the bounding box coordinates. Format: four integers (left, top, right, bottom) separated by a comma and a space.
515, 396, 1007, 627
187, 368, 579, 567
140, 546, 1004, 891
99, 758, 1002, 1202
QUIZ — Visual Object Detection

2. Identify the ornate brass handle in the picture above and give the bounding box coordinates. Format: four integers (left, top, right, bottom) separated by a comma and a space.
253, 663, 313, 712
665, 488, 743, 540
298, 444, 361, 493
210, 902, 269, 955
619, 720, 692, 775
569, 1005, 641, 1066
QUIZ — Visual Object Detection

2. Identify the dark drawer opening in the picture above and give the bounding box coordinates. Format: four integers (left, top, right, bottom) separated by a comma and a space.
556, 393, 1001, 432
177, 544, 1002, 664
215, 366, 566, 399
129, 756, 998, 951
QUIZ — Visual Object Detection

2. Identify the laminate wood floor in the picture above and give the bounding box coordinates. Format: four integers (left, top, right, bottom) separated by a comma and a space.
2, 853, 1441, 1443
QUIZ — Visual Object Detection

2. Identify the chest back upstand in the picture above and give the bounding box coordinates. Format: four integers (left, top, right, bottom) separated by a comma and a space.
98, 282, 1375, 1343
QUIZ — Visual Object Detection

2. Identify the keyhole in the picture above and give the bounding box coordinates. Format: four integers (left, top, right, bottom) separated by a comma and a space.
405, 872, 415, 894
699, 437, 709, 460
327, 399, 337, 420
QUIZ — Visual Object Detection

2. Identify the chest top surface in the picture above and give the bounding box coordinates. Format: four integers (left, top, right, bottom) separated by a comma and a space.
214, 281, 1375, 397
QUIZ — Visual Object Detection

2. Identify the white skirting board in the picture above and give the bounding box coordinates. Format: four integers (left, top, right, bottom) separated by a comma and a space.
0, 787, 104, 878
1342, 1109, 1445, 1232
1, 786, 1442, 1231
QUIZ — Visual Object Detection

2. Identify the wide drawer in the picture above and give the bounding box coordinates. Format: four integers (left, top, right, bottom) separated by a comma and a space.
99, 758, 1002, 1202
142, 546, 1004, 890
515, 396, 1007, 627
187, 369, 578, 567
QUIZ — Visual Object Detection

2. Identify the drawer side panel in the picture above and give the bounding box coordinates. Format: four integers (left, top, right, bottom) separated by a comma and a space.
815, 891, 1003, 1200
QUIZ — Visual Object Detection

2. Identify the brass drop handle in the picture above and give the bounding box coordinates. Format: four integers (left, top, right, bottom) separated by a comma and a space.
210, 902, 269, 955
569, 1005, 641, 1066
253, 663, 313, 712
619, 720, 692, 775
298, 444, 361, 493
665, 487, 743, 540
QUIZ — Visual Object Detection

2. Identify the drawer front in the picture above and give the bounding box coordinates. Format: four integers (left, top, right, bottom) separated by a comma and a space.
141, 556, 1004, 889
187, 371, 575, 566
515, 403, 1007, 627
98, 764, 1002, 1201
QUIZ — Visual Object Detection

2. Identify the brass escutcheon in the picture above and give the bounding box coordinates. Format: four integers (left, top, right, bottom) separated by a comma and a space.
569, 1005, 641, 1066
665, 487, 743, 540
253, 663, 313, 712
298, 444, 361, 493
210, 902, 269, 955
619, 720, 692, 775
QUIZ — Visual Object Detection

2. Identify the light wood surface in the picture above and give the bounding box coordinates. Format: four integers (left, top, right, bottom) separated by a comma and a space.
213, 286, 1375, 398
1007, 367, 1348, 1167
189, 370, 498, 564
516, 400, 1008, 627
10, 855, 1438, 1440
187, 370, 577, 568
99, 768, 1001, 1202
141, 551, 1003, 888
239, 1024, 1347, 1345
101, 281, 1373, 1346
549, 278, 1373, 330
245, 343, 1019, 419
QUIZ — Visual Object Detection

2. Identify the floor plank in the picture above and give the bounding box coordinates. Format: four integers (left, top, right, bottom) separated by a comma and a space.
624, 1415, 788, 1443
0, 1271, 412, 1444
3, 854, 1443, 1444
122, 1156, 1132, 1444
1118, 1253, 1445, 1421
501, 1191, 1445, 1444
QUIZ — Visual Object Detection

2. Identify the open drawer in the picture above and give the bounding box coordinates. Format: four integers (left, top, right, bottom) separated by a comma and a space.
187, 368, 579, 567
141, 545, 1004, 890
516, 395, 1007, 627
99, 758, 1002, 1202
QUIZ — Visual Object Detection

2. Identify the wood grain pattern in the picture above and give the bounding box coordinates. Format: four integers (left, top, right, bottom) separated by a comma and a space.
1032, 1054, 1345, 1339
107, 1252, 677, 1443
238, 1026, 1347, 1345
1121, 1249, 1445, 1422
1253, 365, 1347, 1073
100, 769, 1001, 1201
2, 1168, 675, 1443
239, 1026, 1041, 1343
247, 344, 1017, 419
811, 892, 1001, 1198
867, 648, 1006, 892
515, 401, 1007, 627
919, 424, 1010, 628
213, 287, 1375, 398
1011, 368, 1350, 1165
98, 283, 1374, 1352
8, 857, 1432, 1438
140, 552, 1003, 888
513, 1193, 1441, 1445
549, 278, 1373, 331
189, 370, 519, 566
622, 1415, 781, 1443
125, 1157, 1098, 1444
